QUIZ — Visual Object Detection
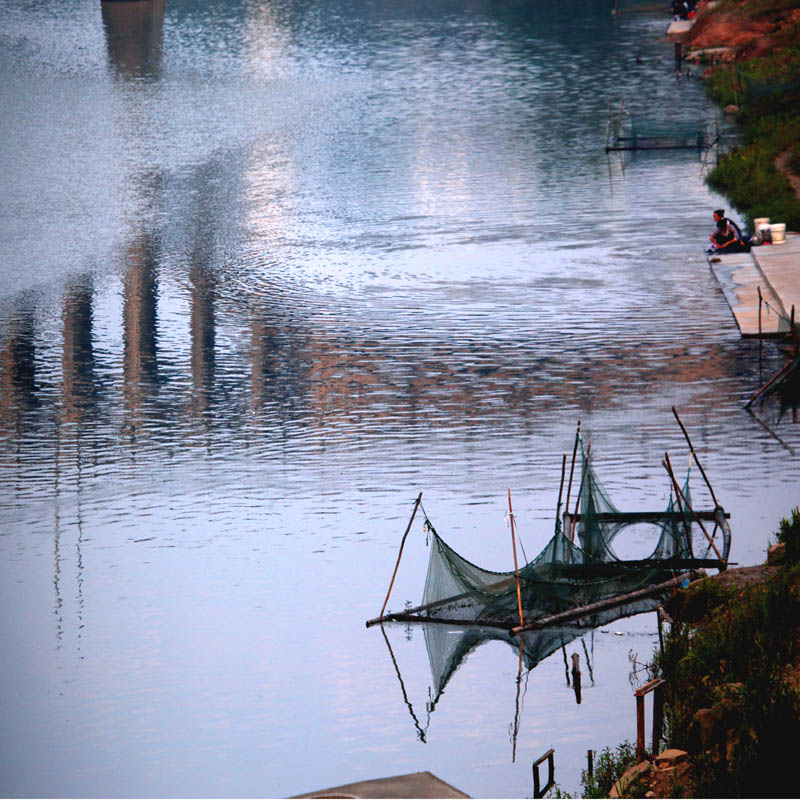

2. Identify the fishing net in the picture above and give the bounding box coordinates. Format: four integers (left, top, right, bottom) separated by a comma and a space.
416, 442, 730, 629
422, 595, 662, 713
606, 113, 710, 151
744, 73, 800, 105
627, 117, 709, 149
760, 296, 800, 340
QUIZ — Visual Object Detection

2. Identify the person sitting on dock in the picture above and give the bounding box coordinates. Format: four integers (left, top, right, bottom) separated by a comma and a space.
671, 0, 689, 19
708, 217, 750, 254
713, 208, 743, 240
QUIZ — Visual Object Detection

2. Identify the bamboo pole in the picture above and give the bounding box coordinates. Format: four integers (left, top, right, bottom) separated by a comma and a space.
512, 570, 702, 634
512, 635, 524, 763
758, 286, 763, 385
745, 357, 796, 409
663, 452, 723, 562
671, 406, 719, 507
378, 492, 423, 621
556, 454, 567, 528
379, 623, 427, 742
570, 443, 591, 540
508, 489, 525, 628
564, 422, 581, 514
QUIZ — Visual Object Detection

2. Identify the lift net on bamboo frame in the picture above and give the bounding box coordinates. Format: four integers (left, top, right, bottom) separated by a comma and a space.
418, 443, 731, 628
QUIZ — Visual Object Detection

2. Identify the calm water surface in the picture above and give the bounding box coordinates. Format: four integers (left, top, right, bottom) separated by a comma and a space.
1, 0, 798, 796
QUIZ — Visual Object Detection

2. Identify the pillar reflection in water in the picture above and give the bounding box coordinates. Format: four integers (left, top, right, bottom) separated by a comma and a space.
250, 311, 290, 414
101, 0, 165, 81
189, 255, 216, 415
122, 235, 160, 412
250, 317, 274, 413
0, 307, 38, 422
249, 304, 308, 417
61, 277, 97, 423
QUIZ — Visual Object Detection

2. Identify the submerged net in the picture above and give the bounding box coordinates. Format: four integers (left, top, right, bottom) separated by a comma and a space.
417, 442, 730, 628
422, 593, 662, 713
606, 115, 710, 150
761, 296, 800, 340
628, 118, 709, 148
759, 352, 800, 419
744, 73, 800, 110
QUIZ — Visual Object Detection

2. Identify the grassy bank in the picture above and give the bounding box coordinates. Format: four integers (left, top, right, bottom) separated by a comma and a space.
653, 560, 800, 793
693, 0, 800, 230
573, 509, 800, 798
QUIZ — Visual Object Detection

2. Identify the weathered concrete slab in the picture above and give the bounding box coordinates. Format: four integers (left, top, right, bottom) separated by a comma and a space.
752, 233, 800, 322
708, 232, 800, 337
666, 19, 692, 37
708, 251, 784, 337
292, 771, 470, 799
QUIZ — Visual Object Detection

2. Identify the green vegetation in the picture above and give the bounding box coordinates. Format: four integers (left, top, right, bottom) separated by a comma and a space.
776, 506, 800, 563
649, 510, 800, 796
580, 742, 641, 798
579, 511, 800, 798
701, 1, 800, 230
545, 741, 642, 799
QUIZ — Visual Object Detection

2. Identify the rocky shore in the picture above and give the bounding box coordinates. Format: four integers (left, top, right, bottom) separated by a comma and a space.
683, 1, 800, 64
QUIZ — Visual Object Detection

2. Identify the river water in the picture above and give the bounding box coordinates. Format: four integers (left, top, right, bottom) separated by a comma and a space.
1, 0, 798, 797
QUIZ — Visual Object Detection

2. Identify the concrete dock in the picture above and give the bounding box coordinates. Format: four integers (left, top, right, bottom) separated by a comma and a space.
292, 771, 470, 799
709, 232, 800, 337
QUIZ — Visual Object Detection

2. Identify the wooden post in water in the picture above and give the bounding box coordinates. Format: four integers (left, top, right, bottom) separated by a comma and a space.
635, 678, 666, 761
758, 286, 764, 385
532, 749, 555, 799
652, 682, 665, 756
379, 492, 423, 622
636, 693, 646, 761
508, 489, 525, 628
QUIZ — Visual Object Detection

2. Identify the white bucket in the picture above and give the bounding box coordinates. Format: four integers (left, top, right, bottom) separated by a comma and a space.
754, 217, 770, 233
771, 222, 786, 244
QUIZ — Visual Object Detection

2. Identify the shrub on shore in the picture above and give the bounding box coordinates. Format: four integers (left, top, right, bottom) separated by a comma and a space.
650, 511, 800, 796
776, 506, 800, 563
700, 5, 800, 230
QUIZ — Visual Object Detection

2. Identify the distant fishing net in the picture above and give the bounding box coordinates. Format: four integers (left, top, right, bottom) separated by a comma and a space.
744, 73, 800, 108
419, 443, 730, 628
628, 117, 709, 148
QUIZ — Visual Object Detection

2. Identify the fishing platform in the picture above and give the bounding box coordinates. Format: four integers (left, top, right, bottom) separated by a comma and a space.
709, 232, 800, 338
293, 771, 469, 799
